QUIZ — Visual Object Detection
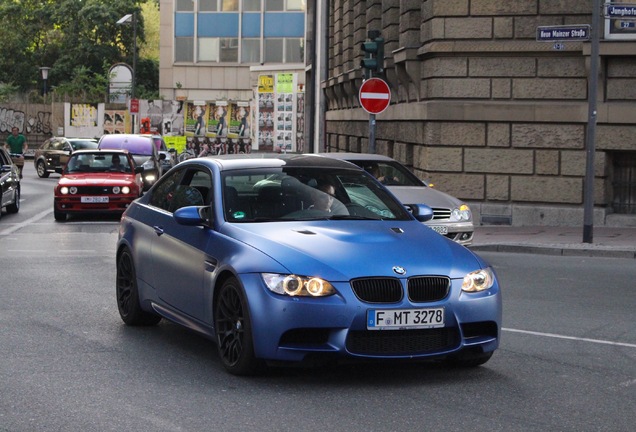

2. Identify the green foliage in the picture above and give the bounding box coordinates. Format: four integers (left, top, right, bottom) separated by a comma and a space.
0, 83, 20, 103
0, 0, 158, 101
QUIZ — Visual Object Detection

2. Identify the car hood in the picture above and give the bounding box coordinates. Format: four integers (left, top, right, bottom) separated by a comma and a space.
221, 220, 482, 281
58, 173, 137, 185
385, 186, 463, 209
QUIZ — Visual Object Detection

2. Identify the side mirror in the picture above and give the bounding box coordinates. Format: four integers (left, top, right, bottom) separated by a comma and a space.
159, 152, 167, 160
55, 167, 64, 174
174, 205, 211, 226
168, 148, 176, 153
406, 204, 434, 222
134, 166, 144, 174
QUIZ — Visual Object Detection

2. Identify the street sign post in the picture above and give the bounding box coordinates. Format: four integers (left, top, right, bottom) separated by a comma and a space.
359, 77, 390, 154
358, 78, 391, 115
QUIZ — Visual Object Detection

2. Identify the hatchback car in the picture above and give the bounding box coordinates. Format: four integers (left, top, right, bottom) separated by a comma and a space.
0, 147, 21, 219
321, 153, 474, 246
33, 137, 98, 178
98, 134, 164, 190
141, 134, 177, 174
116, 153, 501, 375
53, 149, 144, 221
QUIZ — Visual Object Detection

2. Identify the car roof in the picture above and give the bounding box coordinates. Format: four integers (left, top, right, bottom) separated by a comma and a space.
318, 152, 394, 162
71, 149, 132, 156
98, 134, 154, 152
184, 153, 365, 172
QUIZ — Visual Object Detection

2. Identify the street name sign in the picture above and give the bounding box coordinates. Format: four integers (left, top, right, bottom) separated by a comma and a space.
358, 78, 391, 115
536, 25, 591, 41
605, 3, 636, 19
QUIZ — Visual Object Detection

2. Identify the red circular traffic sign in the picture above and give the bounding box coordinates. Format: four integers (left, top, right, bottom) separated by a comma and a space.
358, 78, 391, 114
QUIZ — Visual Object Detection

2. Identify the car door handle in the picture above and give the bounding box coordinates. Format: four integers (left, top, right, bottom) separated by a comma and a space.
153, 226, 164, 236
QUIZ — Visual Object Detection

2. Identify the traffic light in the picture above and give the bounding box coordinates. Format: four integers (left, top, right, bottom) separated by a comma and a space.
360, 33, 384, 78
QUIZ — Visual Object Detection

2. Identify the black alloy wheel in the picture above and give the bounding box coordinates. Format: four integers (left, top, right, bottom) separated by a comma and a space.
36, 160, 49, 178
215, 278, 263, 375
116, 249, 161, 326
6, 188, 19, 213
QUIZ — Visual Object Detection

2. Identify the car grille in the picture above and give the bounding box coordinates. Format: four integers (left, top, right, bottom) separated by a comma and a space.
346, 328, 459, 355
351, 278, 403, 303
431, 207, 451, 220
351, 277, 450, 303
407, 276, 450, 302
76, 186, 112, 194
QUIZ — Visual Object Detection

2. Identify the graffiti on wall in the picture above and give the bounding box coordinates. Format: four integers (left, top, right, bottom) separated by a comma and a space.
0, 106, 53, 135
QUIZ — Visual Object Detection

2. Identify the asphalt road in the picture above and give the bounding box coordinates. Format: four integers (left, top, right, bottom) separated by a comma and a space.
1, 163, 635, 431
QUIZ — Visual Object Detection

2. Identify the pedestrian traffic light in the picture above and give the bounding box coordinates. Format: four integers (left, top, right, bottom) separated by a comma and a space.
360, 33, 384, 78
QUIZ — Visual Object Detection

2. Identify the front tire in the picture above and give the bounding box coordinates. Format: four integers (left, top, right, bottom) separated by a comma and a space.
54, 209, 67, 222
36, 160, 50, 178
116, 249, 161, 326
6, 188, 19, 213
215, 278, 264, 375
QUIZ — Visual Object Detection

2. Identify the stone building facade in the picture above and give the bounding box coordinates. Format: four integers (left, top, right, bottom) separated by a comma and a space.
316, 0, 636, 227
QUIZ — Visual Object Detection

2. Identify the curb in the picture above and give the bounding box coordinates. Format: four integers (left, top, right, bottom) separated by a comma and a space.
469, 244, 636, 259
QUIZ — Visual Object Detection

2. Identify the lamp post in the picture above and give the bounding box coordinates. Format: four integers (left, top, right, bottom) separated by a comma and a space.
39, 67, 51, 99
117, 12, 137, 131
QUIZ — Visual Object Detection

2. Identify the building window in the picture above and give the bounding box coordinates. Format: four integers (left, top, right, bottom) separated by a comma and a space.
264, 38, 283, 63
220, 38, 239, 62
199, 38, 220, 61
241, 38, 261, 63
612, 151, 636, 214
176, 0, 194, 12
243, 0, 261, 11
285, 38, 303, 63
175, 37, 194, 62
199, 0, 218, 11
264, 38, 303, 63
199, 0, 239, 11
198, 38, 239, 62
265, 0, 305, 11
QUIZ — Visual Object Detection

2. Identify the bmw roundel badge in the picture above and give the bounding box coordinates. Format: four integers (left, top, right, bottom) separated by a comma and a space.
392, 266, 406, 275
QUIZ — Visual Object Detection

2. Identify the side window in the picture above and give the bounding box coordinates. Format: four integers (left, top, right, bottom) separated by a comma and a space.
0, 149, 9, 165
149, 167, 212, 212
149, 169, 184, 211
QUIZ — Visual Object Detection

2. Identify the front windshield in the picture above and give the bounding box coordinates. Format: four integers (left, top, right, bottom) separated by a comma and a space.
66, 153, 132, 173
222, 168, 411, 222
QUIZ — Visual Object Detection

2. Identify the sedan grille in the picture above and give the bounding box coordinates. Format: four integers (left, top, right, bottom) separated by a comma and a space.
351, 278, 403, 303
431, 207, 451, 220
407, 277, 450, 302
346, 328, 459, 355
76, 186, 111, 195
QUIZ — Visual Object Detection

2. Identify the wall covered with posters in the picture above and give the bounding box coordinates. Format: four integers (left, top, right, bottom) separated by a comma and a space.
256, 73, 304, 153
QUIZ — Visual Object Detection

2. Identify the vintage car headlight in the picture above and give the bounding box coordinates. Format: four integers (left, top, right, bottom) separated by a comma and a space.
451, 204, 472, 221
60, 186, 69, 195
461, 267, 495, 292
121, 186, 130, 194
113, 186, 121, 194
69, 186, 78, 195
262, 273, 336, 297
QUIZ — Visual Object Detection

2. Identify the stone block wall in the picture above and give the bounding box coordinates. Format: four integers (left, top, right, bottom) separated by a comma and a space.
322, 0, 636, 226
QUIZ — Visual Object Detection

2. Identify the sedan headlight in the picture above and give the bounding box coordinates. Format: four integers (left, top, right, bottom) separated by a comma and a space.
461, 267, 495, 292
60, 186, 69, 195
451, 204, 472, 221
262, 273, 336, 297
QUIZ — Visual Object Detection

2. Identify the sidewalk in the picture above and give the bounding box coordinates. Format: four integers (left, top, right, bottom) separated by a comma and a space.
469, 225, 636, 259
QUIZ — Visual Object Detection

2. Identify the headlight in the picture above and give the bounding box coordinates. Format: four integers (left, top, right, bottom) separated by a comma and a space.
60, 186, 69, 195
121, 186, 130, 194
262, 273, 336, 297
112, 186, 121, 194
451, 204, 472, 221
69, 186, 78, 195
142, 160, 154, 168
461, 267, 495, 292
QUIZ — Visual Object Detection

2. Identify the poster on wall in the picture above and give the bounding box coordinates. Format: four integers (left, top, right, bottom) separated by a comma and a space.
275, 74, 295, 152
208, 101, 229, 137
162, 100, 185, 136
257, 74, 275, 152
65, 103, 105, 138
296, 91, 305, 152
103, 110, 127, 134
185, 102, 209, 136
138, 100, 164, 134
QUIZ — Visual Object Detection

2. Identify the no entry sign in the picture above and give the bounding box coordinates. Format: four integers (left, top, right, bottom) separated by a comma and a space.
359, 78, 391, 114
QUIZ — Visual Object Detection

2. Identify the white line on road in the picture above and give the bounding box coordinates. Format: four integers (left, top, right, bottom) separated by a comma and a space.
0, 208, 52, 236
503, 327, 636, 349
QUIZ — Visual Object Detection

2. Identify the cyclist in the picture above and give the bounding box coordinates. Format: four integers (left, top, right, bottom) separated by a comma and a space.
4, 127, 28, 178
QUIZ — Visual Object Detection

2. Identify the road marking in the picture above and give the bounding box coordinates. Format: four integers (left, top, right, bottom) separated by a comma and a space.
0, 208, 52, 236
503, 328, 636, 349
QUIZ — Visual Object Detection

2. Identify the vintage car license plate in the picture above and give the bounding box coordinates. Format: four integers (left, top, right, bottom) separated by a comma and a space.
81, 196, 109, 203
367, 307, 445, 330
430, 225, 448, 235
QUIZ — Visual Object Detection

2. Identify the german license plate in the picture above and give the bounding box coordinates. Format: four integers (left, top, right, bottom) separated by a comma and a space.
81, 196, 109, 203
367, 308, 445, 330
430, 225, 448, 235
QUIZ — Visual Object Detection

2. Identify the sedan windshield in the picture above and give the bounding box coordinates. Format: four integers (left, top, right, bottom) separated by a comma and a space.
222, 168, 411, 222
66, 153, 132, 173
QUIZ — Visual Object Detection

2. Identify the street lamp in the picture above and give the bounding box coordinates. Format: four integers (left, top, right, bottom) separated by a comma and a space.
39, 67, 51, 98
116, 13, 137, 99
117, 12, 137, 132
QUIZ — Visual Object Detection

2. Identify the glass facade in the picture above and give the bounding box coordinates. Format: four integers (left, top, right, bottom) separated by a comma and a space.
174, 0, 305, 64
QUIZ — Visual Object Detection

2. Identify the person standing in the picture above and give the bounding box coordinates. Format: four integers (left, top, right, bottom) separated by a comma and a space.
5, 127, 28, 178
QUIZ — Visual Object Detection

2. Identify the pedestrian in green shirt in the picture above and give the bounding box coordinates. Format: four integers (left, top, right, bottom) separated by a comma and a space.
5, 127, 28, 178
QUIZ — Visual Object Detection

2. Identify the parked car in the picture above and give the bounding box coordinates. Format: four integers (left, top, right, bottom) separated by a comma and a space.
321, 153, 474, 246
33, 137, 98, 178
141, 134, 177, 174
115, 153, 501, 375
0, 147, 21, 219
53, 149, 144, 221
98, 134, 164, 190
